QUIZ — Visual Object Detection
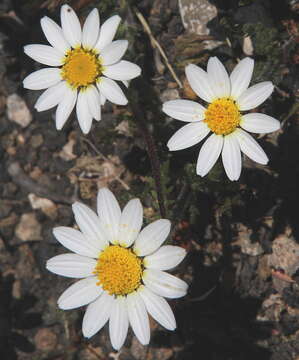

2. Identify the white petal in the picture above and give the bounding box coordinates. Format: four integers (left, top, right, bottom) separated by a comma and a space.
143, 269, 188, 299
207, 57, 231, 98
162, 99, 206, 122
24, 44, 64, 66
185, 64, 215, 103
144, 245, 186, 271
46, 253, 97, 278
138, 286, 176, 330
133, 219, 171, 256
196, 134, 224, 177
56, 87, 77, 130
58, 277, 103, 310
236, 81, 274, 111
72, 202, 109, 250
230, 57, 254, 99
34, 81, 67, 112
118, 199, 143, 248
53, 226, 103, 258
85, 85, 101, 121
76, 90, 93, 134
221, 134, 242, 181
97, 77, 128, 105
97, 188, 121, 244
109, 296, 129, 350
40, 16, 70, 53
235, 129, 268, 165
167, 122, 210, 151
82, 8, 100, 49
60, 5, 82, 48
122, 80, 130, 88
82, 292, 114, 338
23, 68, 61, 90
95, 15, 121, 52
127, 292, 150, 345
100, 40, 128, 65
103, 60, 141, 81
240, 113, 280, 134
100, 93, 106, 106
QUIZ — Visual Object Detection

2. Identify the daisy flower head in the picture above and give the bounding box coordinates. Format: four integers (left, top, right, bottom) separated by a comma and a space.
46, 188, 187, 350
163, 57, 280, 181
23, 5, 141, 134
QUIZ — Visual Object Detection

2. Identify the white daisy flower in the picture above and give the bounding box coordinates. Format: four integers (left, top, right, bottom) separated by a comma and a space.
46, 188, 187, 350
23, 5, 141, 134
163, 57, 280, 181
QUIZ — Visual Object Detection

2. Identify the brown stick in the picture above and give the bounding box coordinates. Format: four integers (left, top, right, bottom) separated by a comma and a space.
134, 7, 183, 88
8, 162, 73, 205
128, 94, 167, 218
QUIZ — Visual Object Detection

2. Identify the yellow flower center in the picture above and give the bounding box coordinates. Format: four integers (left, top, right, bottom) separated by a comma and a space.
94, 245, 142, 296
61, 48, 102, 88
204, 98, 240, 135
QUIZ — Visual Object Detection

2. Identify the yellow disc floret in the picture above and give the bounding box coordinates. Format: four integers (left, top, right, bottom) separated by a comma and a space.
94, 245, 142, 296
204, 98, 240, 135
61, 48, 102, 88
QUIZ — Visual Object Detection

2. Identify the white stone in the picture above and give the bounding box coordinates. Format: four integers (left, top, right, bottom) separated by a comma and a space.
15, 212, 41, 241
178, 0, 218, 35
6, 93, 32, 128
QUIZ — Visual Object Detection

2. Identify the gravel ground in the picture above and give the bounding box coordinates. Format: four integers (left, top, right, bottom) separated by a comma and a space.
1, 0, 299, 359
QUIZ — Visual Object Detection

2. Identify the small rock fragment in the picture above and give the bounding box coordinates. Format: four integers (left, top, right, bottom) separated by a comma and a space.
160, 88, 180, 103
233, 223, 264, 256
59, 138, 77, 161
16, 243, 40, 280
269, 234, 299, 293
34, 328, 57, 351
269, 235, 299, 274
29, 166, 43, 180
115, 120, 131, 136
0, 213, 18, 228
151, 348, 174, 360
131, 337, 148, 360
6, 93, 32, 128
0, 200, 12, 218
15, 212, 41, 241
30, 134, 43, 148
28, 193, 57, 218
243, 35, 254, 56
178, 0, 217, 35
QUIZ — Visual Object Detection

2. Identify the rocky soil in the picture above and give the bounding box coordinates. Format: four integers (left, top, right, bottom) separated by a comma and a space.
1, 0, 299, 359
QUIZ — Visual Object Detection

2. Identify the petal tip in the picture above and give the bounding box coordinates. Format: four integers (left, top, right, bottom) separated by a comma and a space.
56, 123, 63, 130
72, 202, 82, 212
61, 4, 70, 11
98, 187, 109, 196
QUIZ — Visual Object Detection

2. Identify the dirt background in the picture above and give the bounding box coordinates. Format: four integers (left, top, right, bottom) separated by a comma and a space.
0, 0, 299, 359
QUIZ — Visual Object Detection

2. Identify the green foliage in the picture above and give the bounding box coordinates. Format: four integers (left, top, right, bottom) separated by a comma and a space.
142, 159, 175, 220
243, 23, 282, 83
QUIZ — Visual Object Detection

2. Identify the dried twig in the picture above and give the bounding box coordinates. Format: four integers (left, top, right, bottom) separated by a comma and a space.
188, 285, 217, 302
7, 162, 73, 205
86, 344, 106, 360
40, 0, 64, 10
134, 7, 183, 88
271, 269, 295, 283
81, 137, 130, 190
